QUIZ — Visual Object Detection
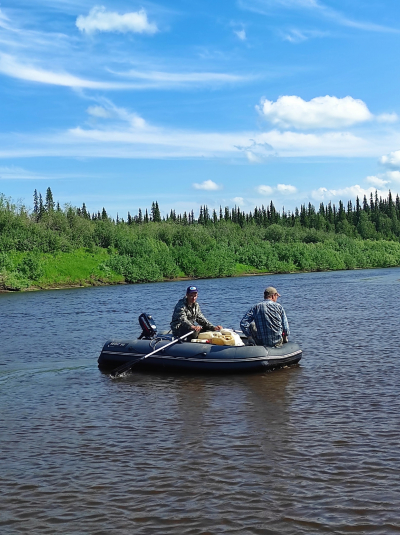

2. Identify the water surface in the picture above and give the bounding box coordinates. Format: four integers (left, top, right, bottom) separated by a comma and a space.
1, 268, 400, 534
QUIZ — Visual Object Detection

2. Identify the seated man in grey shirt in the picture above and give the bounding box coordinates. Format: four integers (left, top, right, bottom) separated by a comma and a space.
240, 286, 290, 347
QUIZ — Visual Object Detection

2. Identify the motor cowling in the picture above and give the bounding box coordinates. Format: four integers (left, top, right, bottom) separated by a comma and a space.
138, 313, 157, 339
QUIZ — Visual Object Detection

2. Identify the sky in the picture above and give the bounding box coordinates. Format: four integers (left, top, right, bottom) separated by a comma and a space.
1, 0, 400, 218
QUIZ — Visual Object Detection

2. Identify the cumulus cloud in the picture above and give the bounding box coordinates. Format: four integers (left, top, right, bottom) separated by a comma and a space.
257, 183, 297, 195
257, 95, 373, 129
380, 150, 400, 169
233, 197, 245, 205
386, 171, 400, 183
76, 6, 158, 35
366, 175, 389, 187
193, 180, 221, 190
257, 185, 274, 195
235, 139, 275, 162
364, 170, 400, 188
276, 183, 297, 193
311, 185, 388, 202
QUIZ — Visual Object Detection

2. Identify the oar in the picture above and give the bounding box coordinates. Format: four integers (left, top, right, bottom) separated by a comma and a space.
110, 331, 193, 378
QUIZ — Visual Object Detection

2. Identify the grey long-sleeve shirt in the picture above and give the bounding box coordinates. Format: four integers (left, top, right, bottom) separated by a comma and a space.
240, 299, 290, 347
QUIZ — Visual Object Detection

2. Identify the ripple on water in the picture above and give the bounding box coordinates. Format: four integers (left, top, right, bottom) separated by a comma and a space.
1, 268, 400, 534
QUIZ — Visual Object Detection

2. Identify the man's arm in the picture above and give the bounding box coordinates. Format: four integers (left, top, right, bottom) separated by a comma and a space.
240, 307, 255, 337
281, 308, 290, 338
195, 304, 216, 331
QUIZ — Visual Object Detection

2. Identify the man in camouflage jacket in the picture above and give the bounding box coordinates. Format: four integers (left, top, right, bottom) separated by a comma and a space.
170, 285, 222, 340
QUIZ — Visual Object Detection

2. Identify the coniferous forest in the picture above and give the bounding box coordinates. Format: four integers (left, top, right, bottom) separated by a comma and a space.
1, 187, 400, 290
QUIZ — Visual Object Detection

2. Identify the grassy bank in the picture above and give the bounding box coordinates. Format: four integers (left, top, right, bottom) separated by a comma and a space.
1, 189, 400, 291
1, 238, 400, 292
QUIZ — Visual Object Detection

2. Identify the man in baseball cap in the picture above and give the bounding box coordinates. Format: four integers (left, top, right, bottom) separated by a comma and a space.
170, 285, 222, 340
240, 286, 289, 347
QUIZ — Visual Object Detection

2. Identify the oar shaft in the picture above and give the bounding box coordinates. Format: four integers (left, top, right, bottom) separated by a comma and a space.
110, 331, 192, 377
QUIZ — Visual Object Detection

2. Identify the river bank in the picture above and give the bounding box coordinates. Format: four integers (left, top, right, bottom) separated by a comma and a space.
0, 263, 268, 292
0, 257, 396, 293
2, 238, 400, 292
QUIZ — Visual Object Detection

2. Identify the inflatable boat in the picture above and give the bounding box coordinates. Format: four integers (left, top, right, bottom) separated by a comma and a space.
99, 337, 302, 374
98, 314, 302, 375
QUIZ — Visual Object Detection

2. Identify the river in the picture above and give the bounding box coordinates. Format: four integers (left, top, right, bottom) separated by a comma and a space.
1, 268, 399, 534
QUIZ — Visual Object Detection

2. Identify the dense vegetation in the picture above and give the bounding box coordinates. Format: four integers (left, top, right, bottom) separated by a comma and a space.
1, 188, 400, 291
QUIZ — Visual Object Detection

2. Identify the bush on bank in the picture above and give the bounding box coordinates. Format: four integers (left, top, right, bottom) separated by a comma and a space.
1, 190, 400, 291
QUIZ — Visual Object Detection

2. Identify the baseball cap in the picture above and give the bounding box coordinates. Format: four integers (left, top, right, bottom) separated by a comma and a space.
186, 285, 198, 294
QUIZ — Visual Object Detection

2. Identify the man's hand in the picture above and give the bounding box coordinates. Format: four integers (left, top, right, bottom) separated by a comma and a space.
191, 325, 202, 332
214, 325, 223, 330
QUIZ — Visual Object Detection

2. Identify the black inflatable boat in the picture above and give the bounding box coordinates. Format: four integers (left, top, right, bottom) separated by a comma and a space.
98, 313, 302, 374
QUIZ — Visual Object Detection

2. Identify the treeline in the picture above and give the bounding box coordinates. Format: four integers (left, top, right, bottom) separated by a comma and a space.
1, 188, 400, 290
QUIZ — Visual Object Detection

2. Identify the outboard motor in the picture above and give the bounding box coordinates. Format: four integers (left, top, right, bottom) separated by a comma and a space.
138, 313, 157, 339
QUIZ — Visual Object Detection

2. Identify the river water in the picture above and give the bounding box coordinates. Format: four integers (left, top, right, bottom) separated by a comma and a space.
1, 268, 400, 534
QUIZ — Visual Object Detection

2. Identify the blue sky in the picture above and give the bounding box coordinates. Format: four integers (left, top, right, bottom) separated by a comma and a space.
1, 0, 400, 218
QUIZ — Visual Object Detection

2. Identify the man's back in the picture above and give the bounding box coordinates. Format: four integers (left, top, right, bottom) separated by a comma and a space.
240, 297, 290, 347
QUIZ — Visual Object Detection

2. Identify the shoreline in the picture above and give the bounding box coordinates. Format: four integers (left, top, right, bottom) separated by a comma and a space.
0, 265, 389, 294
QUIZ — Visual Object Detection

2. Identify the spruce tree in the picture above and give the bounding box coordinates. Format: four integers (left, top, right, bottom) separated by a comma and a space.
45, 187, 55, 212
33, 189, 39, 214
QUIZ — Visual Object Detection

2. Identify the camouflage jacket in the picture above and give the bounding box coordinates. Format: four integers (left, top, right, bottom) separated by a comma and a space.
170, 297, 216, 335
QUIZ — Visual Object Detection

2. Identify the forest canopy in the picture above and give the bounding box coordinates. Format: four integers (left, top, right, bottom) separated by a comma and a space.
1, 188, 400, 290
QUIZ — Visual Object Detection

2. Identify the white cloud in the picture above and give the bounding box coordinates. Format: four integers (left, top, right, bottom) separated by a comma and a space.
311, 185, 388, 202
257, 95, 373, 129
255, 130, 372, 157
234, 29, 247, 40
276, 183, 297, 193
193, 180, 222, 190
365, 175, 389, 187
118, 69, 246, 85
1, 93, 399, 161
257, 185, 274, 195
0, 52, 245, 91
258, 183, 297, 196
282, 28, 327, 43
235, 139, 275, 163
0, 9, 11, 29
0, 123, 395, 161
0, 52, 129, 89
86, 100, 147, 129
380, 150, 400, 169
246, 151, 263, 163
0, 166, 41, 180
87, 105, 113, 119
76, 6, 158, 35
233, 197, 245, 205
377, 113, 398, 124
386, 171, 400, 183
239, 0, 398, 33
